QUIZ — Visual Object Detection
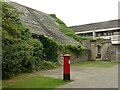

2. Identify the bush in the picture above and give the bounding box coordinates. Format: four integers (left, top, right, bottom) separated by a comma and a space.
2, 2, 59, 79
38, 60, 56, 70
38, 35, 59, 62
2, 2, 44, 79
64, 44, 88, 57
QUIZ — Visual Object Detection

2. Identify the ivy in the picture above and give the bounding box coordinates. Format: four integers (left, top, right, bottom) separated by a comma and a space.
49, 14, 90, 41
64, 44, 88, 57
33, 35, 60, 62
50, 14, 88, 57
2, 1, 44, 79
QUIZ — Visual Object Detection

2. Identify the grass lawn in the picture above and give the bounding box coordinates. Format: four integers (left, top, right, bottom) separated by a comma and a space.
2, 74, 71, 89
71, 61, 119, 68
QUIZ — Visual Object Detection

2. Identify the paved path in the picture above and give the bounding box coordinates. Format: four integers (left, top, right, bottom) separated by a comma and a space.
39, 65, 118, 88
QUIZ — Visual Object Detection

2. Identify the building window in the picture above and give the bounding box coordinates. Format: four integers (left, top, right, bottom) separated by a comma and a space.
78, 32, 93, 37
103, 31, 108, 36
96, 33, 101, 37
96, 32, 105, 37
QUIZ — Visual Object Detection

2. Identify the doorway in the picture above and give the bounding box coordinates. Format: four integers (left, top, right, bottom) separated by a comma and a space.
96, 45, 101, 59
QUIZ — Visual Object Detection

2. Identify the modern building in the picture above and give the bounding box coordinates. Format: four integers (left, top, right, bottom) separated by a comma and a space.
70, 19, 120, 61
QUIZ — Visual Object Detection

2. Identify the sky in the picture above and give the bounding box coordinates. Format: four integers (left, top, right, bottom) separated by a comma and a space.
10, 0, 119, 26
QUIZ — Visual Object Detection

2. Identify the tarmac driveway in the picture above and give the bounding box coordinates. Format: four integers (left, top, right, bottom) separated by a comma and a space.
39, 65, 118, 88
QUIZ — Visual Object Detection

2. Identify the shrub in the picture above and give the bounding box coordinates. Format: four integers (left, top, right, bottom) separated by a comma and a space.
38, 35, 59, 62
38, 60, 56, 70
2, 2, 44, 79
64, 44, 88, 57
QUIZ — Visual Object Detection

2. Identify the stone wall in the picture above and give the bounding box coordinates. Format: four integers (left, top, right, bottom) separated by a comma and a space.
102, 44, 116, 61
58, 38, 119, 63
78, 50, 91, 61
90, 39, 119, 61
90, 40, 97, 60
58, 50, 90, 65
115, 45, 120, 61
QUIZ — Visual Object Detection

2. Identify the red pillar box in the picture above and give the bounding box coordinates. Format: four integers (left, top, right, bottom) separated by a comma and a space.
63, 54, 71, 80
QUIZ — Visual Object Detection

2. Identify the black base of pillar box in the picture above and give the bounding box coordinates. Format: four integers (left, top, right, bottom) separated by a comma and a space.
63, 74, 70, 80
